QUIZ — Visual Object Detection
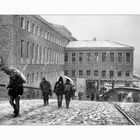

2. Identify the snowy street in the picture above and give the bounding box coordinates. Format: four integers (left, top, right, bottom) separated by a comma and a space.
0, 99, 129, 125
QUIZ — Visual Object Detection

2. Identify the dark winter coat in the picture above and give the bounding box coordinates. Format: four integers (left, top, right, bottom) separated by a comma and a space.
64, 83, 72, 96
54, 81, 64, 95
40, 80, 51, 94
7, 75, 23, 97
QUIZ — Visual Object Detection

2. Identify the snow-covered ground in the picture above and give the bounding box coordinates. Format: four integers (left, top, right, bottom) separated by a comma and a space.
115, 102, 140, 124
0, 99, 128, 125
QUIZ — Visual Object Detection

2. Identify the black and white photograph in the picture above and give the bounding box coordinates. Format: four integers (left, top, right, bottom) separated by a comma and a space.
0, 1, 140, 139
0, 14, 140, 126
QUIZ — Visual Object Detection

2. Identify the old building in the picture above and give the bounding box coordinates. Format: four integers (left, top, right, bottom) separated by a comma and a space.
64, 40, 134, 93
0, 15, 74, 88
0, 15, 135, 97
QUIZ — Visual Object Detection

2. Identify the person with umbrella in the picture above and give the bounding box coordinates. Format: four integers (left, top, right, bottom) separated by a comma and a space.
1, 66, 25, 117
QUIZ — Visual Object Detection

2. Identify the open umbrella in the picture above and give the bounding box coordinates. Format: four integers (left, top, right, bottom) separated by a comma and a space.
0, 66, 27, 83
57, 75, 75, 85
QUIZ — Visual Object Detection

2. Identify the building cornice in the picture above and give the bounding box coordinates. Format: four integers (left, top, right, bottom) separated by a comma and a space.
34, 15, 73, 40
64, 47, 134, 51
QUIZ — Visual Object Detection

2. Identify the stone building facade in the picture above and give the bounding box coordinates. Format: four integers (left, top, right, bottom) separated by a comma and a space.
64, 40, 134, 93
0, 15, 135, 95
0, 15, 74, 88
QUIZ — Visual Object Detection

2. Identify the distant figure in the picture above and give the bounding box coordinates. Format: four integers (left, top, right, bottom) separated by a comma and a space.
96, 91, 100, 101
64, 79, 72, 109
6, 72, 24, 117
90, 88, 96, 101
40, 77, 52, 106
54, 77, 64, 108
71, 85, 76, 100
118, 93, 122, 102
126, 92, 134, 102
78, 92, 83, 100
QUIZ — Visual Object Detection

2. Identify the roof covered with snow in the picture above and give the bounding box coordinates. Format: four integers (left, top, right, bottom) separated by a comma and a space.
66, 40, 134, 49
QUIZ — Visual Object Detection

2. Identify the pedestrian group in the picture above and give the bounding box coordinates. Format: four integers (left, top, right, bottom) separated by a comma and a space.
6, 75, 74, 117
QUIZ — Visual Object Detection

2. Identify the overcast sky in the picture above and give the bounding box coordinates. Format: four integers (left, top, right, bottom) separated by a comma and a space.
41, 15, 140, 74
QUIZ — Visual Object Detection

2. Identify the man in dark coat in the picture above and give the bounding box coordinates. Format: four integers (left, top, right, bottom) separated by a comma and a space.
64, 79, 72, 109
40, 77, 52, 106
6, 72, 24, 117
54, 77, 64, 108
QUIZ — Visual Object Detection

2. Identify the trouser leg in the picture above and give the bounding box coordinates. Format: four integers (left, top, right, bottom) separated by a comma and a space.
15, 96, 20, 115
46, 94, 49, 105
60, 94, 63, 107
57, 95, 61, 108
65, 93, 70, 109
67, 94, 71, 108
9, 96, 16, 113
43, 98, 46, 106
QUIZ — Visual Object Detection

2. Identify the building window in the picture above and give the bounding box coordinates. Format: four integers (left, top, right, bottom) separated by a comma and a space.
102, 52, 106, 62
79, 52, 83, 62
50, 34, 53, 42
26, 41, 29, 58
64, 53, 68, 62
43, 47, 46, 64
94, 70, 98, 76
44, 31, 47, 39
72, 53, 75, 62
21, 17, 25, 29
102, 70, 106, 77
110, 52, 114, 62
94, 52, 98, 62
21, 40, 24, 58
40, 28, 43, 37
118, 71, 122, 77
37, 26, 39, 36
40, 72, 43, 80
126, 71, 130, 77
64, 70, 68, 76
32, 23, 35, 34
126, 52, 130, 62
27, 74, 30, 83
72, 70, 75, 77
36, 73, 39, 81
52, 35, 55, 43
27, 20, 31, 32
48, 48, 50, 64
32, 73, 34, 82
118, 52, 122, 62
79, 70, 83, 76
87, 53, 91, 62
47, 32, 50, 40
109, 70, 114, 78
86, 70, 91, 76
31, 43, 34, 59
35, 45, 38, 63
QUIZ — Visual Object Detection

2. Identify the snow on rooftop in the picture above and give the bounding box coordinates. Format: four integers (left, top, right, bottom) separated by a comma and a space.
66, 40, 134, 49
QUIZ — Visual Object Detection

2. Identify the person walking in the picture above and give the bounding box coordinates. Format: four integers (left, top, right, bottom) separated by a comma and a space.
40, 77, 52, 106
54, 77, 64, 108
6, 71, 24, 117
64, 79, 72, 109
78, 92, 83, 100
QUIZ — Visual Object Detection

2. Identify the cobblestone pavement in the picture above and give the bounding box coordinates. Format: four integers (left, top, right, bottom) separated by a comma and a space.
0, 99, 129, 125
115, 102, 140, 124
